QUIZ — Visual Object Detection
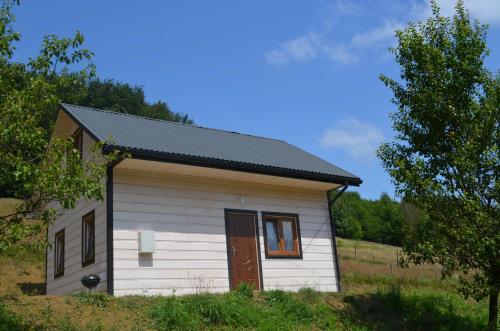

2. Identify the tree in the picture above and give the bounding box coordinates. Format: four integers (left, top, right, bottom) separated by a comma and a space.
331, 191, 407, 246
331, 192, 364, 240
373, 193, 404, 246
0, 4, 118, 250
78, 79, 193, 123
377, 1, 499, 328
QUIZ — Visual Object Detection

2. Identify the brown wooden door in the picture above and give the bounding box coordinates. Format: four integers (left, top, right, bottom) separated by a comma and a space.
225, 210, 261, 290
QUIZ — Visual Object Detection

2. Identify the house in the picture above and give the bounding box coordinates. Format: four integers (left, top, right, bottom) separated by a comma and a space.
46, 103, 362, 296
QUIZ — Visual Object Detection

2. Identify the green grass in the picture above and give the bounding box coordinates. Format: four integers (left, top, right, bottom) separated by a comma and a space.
0, 285, 488, 331
150, 286, 353, 331
0, 202, 491, 331
344, 283, 488, 330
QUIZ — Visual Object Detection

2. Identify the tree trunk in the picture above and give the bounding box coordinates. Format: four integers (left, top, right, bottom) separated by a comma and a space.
488, 289, 499, 331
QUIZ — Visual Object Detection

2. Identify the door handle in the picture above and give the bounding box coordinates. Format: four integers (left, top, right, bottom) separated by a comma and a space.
231, 247, 237, 256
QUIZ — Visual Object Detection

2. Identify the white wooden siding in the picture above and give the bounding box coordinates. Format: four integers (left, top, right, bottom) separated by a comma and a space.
112, 168, 337, 296
46, 131, 107, 294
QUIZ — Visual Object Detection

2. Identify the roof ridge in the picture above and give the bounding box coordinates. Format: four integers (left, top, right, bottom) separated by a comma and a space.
60, 103, 285, 142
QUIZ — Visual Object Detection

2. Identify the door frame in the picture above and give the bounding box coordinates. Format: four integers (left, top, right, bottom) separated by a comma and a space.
224, 209, 264, 291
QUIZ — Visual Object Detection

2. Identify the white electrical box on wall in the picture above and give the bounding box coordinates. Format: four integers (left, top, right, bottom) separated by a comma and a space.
138, 230, 155, 254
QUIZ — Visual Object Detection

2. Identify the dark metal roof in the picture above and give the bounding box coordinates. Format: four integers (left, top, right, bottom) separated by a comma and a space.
61, 103, 362, 186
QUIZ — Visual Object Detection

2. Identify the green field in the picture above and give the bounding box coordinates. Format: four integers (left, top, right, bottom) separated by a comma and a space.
0, 201, 490, 330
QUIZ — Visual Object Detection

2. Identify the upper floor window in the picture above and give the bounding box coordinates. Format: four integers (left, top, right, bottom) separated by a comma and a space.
54, 229, 65, 278
82, 210, 95, 267
72, 128, 83, 158
262, 212, 302, 259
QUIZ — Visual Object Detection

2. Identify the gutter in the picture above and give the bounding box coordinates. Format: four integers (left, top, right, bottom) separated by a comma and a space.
327, 185, 348, 292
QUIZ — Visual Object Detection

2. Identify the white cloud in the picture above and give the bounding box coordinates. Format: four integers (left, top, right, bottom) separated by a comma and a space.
264, 0, 500, 66
265, 32, 359, 65
436, 0, 500, 24
323, 43, 358, 64
320, 118, 384, 160
265, 32, 320, 65
350, 22, 401, 48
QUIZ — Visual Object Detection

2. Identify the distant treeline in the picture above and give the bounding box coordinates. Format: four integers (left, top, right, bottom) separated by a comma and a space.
75, 79, 193, 124
331, 192, 421, 247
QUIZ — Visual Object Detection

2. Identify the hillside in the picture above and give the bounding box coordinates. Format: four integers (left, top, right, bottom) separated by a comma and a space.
0, 201, 490, 330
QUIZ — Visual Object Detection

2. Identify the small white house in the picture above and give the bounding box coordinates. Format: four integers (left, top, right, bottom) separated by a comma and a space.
46, 103, 362, 296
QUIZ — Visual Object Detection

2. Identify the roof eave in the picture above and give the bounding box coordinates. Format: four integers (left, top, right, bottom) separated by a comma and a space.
59, 104, 102, 142
103, 144, 363, 187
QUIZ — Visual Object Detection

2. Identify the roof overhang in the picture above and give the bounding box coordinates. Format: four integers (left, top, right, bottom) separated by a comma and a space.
115, 157, 345, 191
105, 145, 362, 187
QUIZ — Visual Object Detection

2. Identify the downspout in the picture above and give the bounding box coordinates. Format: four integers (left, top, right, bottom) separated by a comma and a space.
105, 157, 123, 296
327, 184, 348, 292
106, 163, 114, 295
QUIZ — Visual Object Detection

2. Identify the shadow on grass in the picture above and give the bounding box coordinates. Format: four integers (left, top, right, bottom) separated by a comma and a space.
17, 283, 45, 296
343, 284, 487, 331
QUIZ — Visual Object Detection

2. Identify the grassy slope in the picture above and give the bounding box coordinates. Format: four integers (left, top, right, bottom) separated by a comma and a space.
0, 199, 490, 330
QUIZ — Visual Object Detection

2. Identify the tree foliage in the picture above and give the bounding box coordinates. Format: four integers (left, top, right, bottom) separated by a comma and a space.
77, 79, 193, 123
332, 192, 405, 246
0, 3, 193, 198
0, 4, 119, 250
377, 1, 499, 328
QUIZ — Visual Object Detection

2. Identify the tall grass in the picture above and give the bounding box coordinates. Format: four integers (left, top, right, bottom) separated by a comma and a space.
344, 283, 488, 330
151, 285, 347, 330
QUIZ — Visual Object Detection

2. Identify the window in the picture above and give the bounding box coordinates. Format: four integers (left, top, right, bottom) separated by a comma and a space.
72, 128, 83, 158
82, 210, 95, 267
54, 229, 65, 278
262, 212, 302, 258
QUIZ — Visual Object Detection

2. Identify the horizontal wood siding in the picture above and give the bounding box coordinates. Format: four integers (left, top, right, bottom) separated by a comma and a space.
113, 169, 337, 296
46, 131, 107, 294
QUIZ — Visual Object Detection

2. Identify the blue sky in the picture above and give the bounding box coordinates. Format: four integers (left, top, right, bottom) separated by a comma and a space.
12, 0, 500, 199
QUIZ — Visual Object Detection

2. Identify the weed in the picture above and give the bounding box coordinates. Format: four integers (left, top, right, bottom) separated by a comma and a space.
263, 289, 314, 322
0, 302, 26, 331
313, 303, 339, 329
116, 295, 147, 309
151, 296, 201, 331
186, 292, 256, 326
53, 315, 79, 331
234, 282, 254, 298
298, 287, 322, 303
72, 291, 109, 308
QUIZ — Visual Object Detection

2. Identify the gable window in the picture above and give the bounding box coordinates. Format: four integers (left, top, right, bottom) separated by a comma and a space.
262, 212, 302, 258
82, 210, 95, 267
72, 128, 83, 158
54, 229, 65, 278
